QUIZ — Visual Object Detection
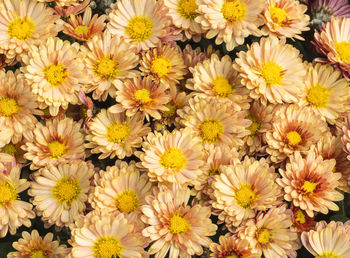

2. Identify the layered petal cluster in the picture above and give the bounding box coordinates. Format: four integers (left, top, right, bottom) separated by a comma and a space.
7, 230, 69, 258
29, 161, 94, 228
212, 157, 282, 231
195, 0, 265, 51
233, 36, 306, 105
141, 186, 217, 257
277, 151, 344, 217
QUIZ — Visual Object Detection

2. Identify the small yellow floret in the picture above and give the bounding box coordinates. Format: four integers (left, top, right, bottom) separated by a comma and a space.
106, 121, 131, 143
53, 177, 81, 206
7, 17, 35, 41
261, 61, 283, 86
335, 41, 350, 63
235, 183, 259, 208
0, 182, 18, 206
199, 118, 224, 143
212, 76, 234, 98
169, 213, 191, 234
47, 141, 68, 159
177, 0, 199, 20
306, 84, 330, 108
43, 63, 69, 87
74, 25, 89, 36
286, 131, 302, 146
316, 252, 340, 258
301, 180, 318, 194
126, 16, 153, 42
134, 89, 152, 104
269, 6, 289, 25
94, 56, 119, 80
93, 237, 123, 258
159, 147, 187, 171
0, 97, 20, 117
295, 209, 306, 224
221, 0, 246, 22
257, 229, 270, 244
115, 190, 140, 213
150, 56, 172, 78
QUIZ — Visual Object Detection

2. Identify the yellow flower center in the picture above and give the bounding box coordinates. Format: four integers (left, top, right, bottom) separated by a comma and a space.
301, 180, 318, 194
316, 253, 340, 258
94, 56, 119, 80
335, 41, 350, 63
234, 183, 259, 208
162, 103, 176, 117
257, 229, 270, 245
115, 190, 140, 213
212, 76, 235, 98
0, 97, 20, 117
247, 115, 261, 136
53, 177, 81, 206
7, 17, 35, 41
0, 182, 18, 206
295, 209, 306, 224
93, 236, 123, 258
269, 6, 289, 25
199, 118, 224, 143
106, 121, 131, 143
74, 25, 89, 36
150, 56, 172, 78
221, 0, 246, 22
126, 16, 153, 42
286, 131, 302, 146
306, 84, 330, 108
226, 255, 239, 258
2, 144, 18, 156
47, 141, 68, 159
208, 167, 220, 176
134, 89, 152, 104
261, 61, 283, 86
159, 147, 187, 170
30, 250, 46, 258
43, 63, 69, 87
169, 213, 191, 234
177, 0, 199, 20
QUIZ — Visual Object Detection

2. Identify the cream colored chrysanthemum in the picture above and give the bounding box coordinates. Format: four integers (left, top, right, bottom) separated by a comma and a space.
212, 157, 282, 231
0, 0, 60, 63
186, 54, 251, 111
0, 165, 34, 238
301, 63, 350, 124
311, 132, 350, 193
107, 0, 170, 52
242, 102, 274, 155
138, 128, 204, 186
277, 151, 344, 217
29, 161, 94, 228
236, 205, 300, 258
113, 76, 170, 120
70, 210, 146, 258
233, 36, 307, 105
192, 145, 241, 203
22, 117, 85, 170
63, 7, 106, 41
160, 86, 190, 127
262, 0, 310, 40
81, 30, 140, 101
90, 163, 153, 225
209, 234, 260, 258
141, 185, 217, 257
314, 17, 350, 80
301, 221, 350, 257
164, 0, 203, 42
342, 113, 350, 161
0, 70, 41, 145
195, 0, 265, 51
177, 96, 251, 149
140, 44, 186, 88
265, 104, 329, 163
8, 230, 69, 257
22, 37, 87, 116
85, 109, 150, 159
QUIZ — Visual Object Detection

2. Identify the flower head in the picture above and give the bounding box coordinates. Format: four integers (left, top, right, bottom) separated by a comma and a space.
141, 186, 217, 257
233, 36, 307, 105
107, 0, 170, 52
195, 0, 265, 51
262, 0, 310, 40
8, 230, 69, 257
277, 151, 344, 217
85, 109, 150, 159
22, 37, 87, 116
